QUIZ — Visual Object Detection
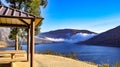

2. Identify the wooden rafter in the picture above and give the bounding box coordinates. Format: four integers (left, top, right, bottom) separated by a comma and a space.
19, 19, 30, 26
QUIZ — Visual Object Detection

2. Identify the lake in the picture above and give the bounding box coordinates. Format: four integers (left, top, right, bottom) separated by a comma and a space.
22, 42, 120, 66
1, 42, 120, 66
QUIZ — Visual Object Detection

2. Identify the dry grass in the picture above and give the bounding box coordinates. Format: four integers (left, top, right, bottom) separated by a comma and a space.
13, 54, 98, 67
0, 41, 8, 47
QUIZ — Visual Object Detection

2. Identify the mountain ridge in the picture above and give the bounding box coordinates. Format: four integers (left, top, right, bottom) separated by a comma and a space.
40, 29, 97, 38
79, 25, 120, 46
37, 29, 97, 43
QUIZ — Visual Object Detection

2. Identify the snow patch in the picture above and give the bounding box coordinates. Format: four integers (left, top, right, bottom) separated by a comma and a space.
45, 37, 64, 42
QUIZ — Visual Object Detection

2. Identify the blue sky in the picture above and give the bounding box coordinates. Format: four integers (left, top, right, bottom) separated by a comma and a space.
2, 0, 120, 33
41, 0, 120, 33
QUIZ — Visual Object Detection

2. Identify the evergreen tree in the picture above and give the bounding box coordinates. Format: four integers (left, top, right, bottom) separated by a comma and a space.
6, 0, 47, 47
24, 0, 47, 35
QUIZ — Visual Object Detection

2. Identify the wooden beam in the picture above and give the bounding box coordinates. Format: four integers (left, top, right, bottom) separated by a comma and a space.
27, 28, 30, 61
30, 20, 35, 67
0, 24, 27, 27
0, 15, 34, 19
19, 19, 30, 26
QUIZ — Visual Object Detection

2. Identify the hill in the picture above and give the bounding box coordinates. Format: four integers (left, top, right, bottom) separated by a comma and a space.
37, 29, 97, 43
80, 25, 120, 46
0, 28, 11, 47
40, 29, 96, 38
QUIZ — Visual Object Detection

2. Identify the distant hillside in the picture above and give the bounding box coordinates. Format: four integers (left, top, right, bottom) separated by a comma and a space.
80, 25, 120, 46
0, 28, 97, 44
40, 29, 96, 38
36, 29, 97, 43
0, 28, 11, 46
0, 28, 10, 41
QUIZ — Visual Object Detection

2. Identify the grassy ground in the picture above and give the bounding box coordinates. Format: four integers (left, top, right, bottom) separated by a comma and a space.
0, 41, 8, 47
13, 54, 98, 67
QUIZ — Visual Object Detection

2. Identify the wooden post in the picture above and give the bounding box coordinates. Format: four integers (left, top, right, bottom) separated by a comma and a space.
27, 27, 30, 61
15, 34, 19, 50
10, 62, 13, 67
30, 20, 35, 67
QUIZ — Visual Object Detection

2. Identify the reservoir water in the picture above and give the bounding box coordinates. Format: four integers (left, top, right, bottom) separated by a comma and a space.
23, 42, 120, 66
1, 42, 120, 66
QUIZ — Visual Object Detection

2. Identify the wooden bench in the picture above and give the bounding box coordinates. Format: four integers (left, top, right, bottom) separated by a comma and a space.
0, 50, 26, 63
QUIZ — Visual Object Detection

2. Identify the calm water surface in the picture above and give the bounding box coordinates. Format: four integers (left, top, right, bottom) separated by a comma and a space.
1, 42, 120, 66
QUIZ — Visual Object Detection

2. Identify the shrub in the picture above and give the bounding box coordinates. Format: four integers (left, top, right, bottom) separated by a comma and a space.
36, 50, 78, 60
114, 62, 120, 67
99, 64, 110, 67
